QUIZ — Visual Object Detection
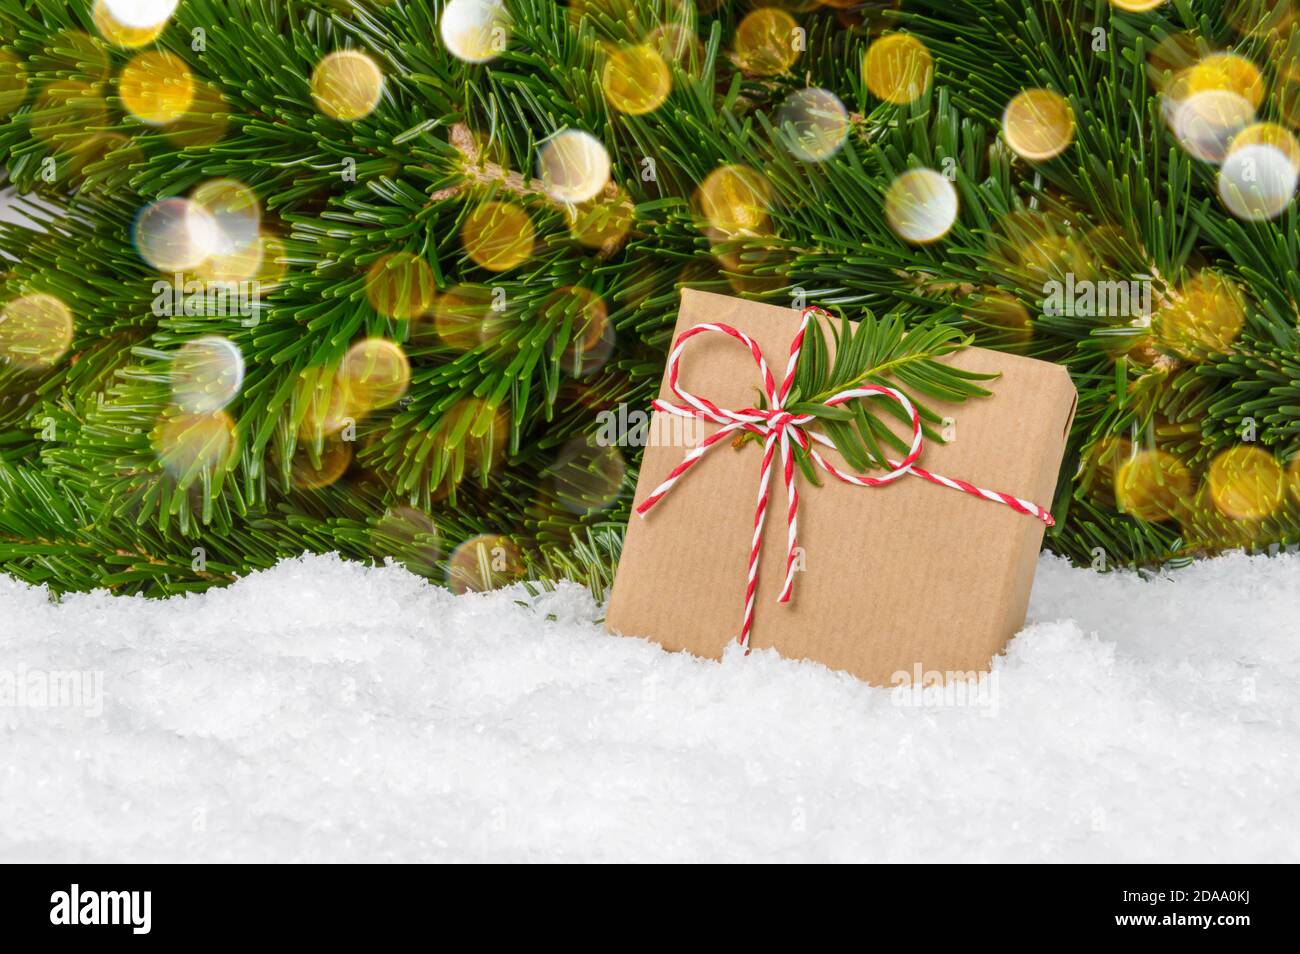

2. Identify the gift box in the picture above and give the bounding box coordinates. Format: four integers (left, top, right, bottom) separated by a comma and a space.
605, 290, 1077, 685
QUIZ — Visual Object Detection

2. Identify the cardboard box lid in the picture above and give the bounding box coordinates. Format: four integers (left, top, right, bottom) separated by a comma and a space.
606, 290, 1077, 684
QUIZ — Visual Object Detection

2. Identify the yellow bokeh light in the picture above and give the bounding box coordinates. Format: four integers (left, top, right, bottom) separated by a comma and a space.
342, 338, 410, 413
0, 50, 28, 115
162, 78, 230, 147
544, 286, 613, 377
365, 252, 435, 320
432, 284, 507, 352
446, 533, 524, 594
296, 364, 353, 439
1207, 445, 1284, 520
884, 168, 958, 244
1115, 449, 1193, 523
602, 44, 672, 115
734, 8, 800, 77
290, 435, 353, 490
696, 164, 770, 236
1186, 52, 1264, 110
1109, 0, 1167, 10
119, 49, 193, 125
154, 409, 238, 479
566, 186, 634, 250
1229, 122, 1300, 171
1002, 89, 1075, 161
1155, 271, 1244, 359
967, 292, 1032, 345
93, 0, 168, 48
31, 82, 109, 147
863, 33, 933, 105
461, 201, 535, 271
0, 293, 75, 370
310, 50, 384, 121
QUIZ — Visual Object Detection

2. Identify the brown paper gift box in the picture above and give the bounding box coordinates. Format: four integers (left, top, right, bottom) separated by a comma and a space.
605, 290, 1078, 685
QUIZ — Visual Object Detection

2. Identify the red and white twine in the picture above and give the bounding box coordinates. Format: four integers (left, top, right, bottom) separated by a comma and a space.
635, 306, 1054, 652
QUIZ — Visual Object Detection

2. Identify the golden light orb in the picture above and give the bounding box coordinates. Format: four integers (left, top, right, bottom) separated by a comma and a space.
776, 87, 849, 162
440, 0, 511, 64
1109, 0, 1167, 11
290, 436, 353, 490
538, 129, 611, 203
1002, 89, 1075, 161
170, 335, 244, 413
544, 286, 613, 377
446, 534, 524, 594
365, 252, 436, 320
696, 164, 771, 236
0, 293, 75, 370
296, 364, 353, 438
734, 8, 800, 77
162, 78, 230, 147
883, 168, 958, 244
432, 284, 507, 352
0, 50, 28, 115
602, 44, 672, 116
310, 50, 384, 121
118, 49, 194, 125
461, 200, 535, 271
342, 338, 410, 412
1207, 445, 1284, 520
967, 292, 1032, 345
863, 33, 933, 105
1155, 271, 1245, 359
1186, 52, 1264, 110
154, 409, 238, 479
93, 0, 173, 48
1115, 449, 1193, 523
566, 186, 634, 250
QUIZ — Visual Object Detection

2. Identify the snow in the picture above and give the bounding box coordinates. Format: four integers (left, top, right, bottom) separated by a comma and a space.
1, 550, 1296, 862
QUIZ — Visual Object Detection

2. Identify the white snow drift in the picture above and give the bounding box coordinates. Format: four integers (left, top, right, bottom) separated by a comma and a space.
1, 550, 1296, 862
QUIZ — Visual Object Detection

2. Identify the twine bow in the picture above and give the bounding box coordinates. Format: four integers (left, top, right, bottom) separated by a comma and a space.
635, 306, 1054, 652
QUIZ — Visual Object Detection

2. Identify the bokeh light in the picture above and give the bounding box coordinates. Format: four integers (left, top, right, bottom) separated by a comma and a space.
863, 33, 932, 105
602, 44, 672, 115
566, 186, 634, 250
546, 435, 626, 514
696, 164, 771, 236
162, 78, 230, 147
296, 364, 353, 438
1115, 448, 1192, 522
440, 0, 510, 64
461, 200, 535, 271
1155, 270, 1245, 359
884, 168, 958, 244
118, 49, 194, 125
1002, 89, 1075, 161
734, 8, 800, 77
432, 284, 508, 352
133, 198, 220, 272
545, 286, 614, 377
776, 87, 849, 162
191, 179, 261, 257
1109, 0, 1167, 11
1207, 445, 1284, 520
538, 130, 611, 203
171, 336, 244, 413
342, 338, 410, 412
1219, 124, 1300, 220
290, 435, 352, 490
446, 533, 524, 593
310, 50, 384, 121
0, 293, 75, 370
365, 252, 436, 319
373, 505, 440, 576
93, 0, 174, 47
0, 50, 26, 115
154, 409, 238, 479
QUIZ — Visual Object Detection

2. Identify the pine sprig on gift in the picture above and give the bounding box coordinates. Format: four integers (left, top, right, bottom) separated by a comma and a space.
783, 309, 994, 477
